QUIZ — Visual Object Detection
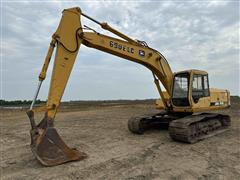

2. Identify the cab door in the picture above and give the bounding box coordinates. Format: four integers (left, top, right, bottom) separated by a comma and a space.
172, 73, 190, 107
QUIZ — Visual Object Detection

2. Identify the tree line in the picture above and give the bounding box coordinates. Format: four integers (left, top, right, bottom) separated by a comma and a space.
0, 99, 45, 106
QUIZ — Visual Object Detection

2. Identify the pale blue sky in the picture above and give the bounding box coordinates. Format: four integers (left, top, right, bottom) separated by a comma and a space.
1, 0, 239, 101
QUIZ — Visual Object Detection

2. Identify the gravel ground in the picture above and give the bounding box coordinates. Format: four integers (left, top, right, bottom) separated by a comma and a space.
0, 100, 239, 180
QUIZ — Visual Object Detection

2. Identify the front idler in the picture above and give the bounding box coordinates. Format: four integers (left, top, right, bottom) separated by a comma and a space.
27, 111, 87, 166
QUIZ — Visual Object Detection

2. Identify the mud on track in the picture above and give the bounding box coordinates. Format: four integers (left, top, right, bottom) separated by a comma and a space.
1, 99, 240, 180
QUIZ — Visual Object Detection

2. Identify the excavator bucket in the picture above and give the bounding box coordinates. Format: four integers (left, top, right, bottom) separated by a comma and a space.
27, 111, 87, 166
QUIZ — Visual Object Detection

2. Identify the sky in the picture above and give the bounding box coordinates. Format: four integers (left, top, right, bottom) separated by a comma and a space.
1, 0, 239, 101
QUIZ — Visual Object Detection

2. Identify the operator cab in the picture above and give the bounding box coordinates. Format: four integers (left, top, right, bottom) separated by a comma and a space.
172, 70, 210, 107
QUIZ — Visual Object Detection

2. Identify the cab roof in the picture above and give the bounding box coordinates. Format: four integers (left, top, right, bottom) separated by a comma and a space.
174, 69, 208, 75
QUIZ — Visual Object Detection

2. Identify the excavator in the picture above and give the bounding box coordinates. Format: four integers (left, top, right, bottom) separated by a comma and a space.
27, 7, 231, 166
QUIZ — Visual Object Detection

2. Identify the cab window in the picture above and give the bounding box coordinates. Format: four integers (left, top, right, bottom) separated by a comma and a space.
192, 74, 209, 103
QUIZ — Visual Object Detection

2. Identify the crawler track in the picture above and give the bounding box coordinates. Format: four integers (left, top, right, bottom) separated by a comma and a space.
128, 112, 231, 143
169, 113, 231, 143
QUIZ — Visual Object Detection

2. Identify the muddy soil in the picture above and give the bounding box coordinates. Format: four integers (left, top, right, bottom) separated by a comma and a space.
0, 100, 239, 180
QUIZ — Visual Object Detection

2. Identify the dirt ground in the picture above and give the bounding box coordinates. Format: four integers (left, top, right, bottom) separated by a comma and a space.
1, 99, 240, 180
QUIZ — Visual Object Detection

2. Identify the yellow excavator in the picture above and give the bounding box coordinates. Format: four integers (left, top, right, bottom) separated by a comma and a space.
27, 7, 231, 166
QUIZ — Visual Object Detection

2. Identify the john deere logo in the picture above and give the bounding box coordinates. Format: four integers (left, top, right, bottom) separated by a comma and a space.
139, 50, 145, 57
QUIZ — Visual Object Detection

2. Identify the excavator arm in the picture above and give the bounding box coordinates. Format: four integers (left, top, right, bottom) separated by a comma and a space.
27, 7, 173, 166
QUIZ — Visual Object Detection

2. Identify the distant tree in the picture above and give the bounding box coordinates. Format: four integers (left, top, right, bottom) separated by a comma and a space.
0, 99, 46, 106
